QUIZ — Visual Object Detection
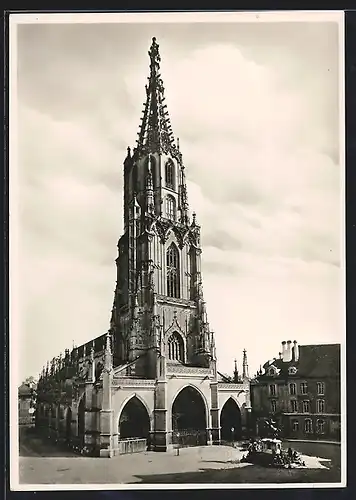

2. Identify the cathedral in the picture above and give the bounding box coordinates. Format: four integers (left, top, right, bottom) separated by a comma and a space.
35, 38, 251, 457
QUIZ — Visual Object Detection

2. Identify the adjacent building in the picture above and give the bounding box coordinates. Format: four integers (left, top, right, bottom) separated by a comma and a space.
18, 381, 36, 426
35, 37, 251, 457
251, 341, 341, 441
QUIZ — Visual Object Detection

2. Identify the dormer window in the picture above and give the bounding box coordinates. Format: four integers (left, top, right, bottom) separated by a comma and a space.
268, 366, 277, 376
288, 366, 297, 375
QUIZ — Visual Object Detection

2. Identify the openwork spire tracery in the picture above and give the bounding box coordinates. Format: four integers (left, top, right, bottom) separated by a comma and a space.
135, 37, 181, 160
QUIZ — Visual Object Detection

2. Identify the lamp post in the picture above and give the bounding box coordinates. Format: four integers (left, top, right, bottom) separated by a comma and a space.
176, 432, 180, 456
231, 426, 235, 444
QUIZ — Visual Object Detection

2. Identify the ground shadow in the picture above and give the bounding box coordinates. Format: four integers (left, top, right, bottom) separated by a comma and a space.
132, 464, 341, 484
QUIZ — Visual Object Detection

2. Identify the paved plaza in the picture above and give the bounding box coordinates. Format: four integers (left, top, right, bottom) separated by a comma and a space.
18, 427, 341, 485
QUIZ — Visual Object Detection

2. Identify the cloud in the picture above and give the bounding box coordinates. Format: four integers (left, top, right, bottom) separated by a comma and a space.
14, 22, 343, 380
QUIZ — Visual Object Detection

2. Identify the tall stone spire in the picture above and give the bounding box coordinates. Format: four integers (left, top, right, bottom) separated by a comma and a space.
135, 37, 180, 160
242, 349, 249, 380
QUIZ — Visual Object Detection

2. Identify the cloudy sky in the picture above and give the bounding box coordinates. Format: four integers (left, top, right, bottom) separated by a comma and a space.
13, 14, 344, 382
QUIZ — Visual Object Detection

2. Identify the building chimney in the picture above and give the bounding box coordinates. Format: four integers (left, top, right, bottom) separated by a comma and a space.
293, 340, 299, 362
281, 341, 287, 361
285, 340, 293, 362
278, 352, 282, 360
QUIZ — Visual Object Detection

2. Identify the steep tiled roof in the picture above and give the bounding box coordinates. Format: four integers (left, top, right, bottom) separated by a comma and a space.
262, 343, 340, 379
18, 383, 33, 397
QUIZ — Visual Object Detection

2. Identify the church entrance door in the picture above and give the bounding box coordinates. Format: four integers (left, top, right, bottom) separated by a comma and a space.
172, 386, 207, 447
220, 398, 242, 442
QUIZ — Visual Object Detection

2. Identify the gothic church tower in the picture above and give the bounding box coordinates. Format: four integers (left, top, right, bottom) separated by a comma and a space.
110, 38, 216, 378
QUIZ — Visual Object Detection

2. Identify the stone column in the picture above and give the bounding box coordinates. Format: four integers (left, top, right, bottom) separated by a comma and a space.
153, 353, 168, 451
83, 346, 98, 453
84, 382, 96, 452
99, 333, 114, 457
210, 380, 220, 445
99, 371, 114, 457
241, 385, 251, 438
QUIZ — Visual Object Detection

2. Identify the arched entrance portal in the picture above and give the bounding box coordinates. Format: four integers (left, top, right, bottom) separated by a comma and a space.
77, 396, 85, 447
220, 398, 242, 442
172, 386, 207, 447
119, 397, 150, 440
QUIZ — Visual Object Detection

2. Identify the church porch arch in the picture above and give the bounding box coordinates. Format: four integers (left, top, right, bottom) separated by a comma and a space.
117, 394, 152, 452
220, 397, 242, 442
171, 384, 209, 447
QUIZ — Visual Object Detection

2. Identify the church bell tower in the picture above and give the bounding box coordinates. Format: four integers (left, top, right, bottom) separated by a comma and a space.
110, 38, 216, 378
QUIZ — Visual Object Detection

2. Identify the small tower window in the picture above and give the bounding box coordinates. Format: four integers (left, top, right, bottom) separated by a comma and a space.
149, 156, 157, 189
166, 195, 176, 221
165, 160, 175, 190
132, 164, 138, 193
167, 332, 184, 362
167, 243, 180, 298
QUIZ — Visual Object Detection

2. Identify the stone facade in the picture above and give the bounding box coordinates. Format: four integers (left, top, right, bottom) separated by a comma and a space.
251, 341, 341, 441
35, 37, 251, 457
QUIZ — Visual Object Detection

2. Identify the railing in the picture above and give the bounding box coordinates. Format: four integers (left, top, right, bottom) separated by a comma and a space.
118, 438, 147, 455
172, 429, 207, 447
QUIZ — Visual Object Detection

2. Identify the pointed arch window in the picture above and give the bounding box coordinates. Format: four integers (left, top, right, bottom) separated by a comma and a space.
167, 243, 180, 298
166, 195, 176, 221
132, 164, 138, 193
167, 332, 184, 362
165, 160, 175, 190
147, 156, 157, 189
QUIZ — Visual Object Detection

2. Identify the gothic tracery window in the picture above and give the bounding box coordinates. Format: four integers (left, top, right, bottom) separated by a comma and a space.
132, 164, 138, 193
165, 160, 175, 190
166, 195, 176, 221
167, 243, 180, 298
167, 332, 184, 362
